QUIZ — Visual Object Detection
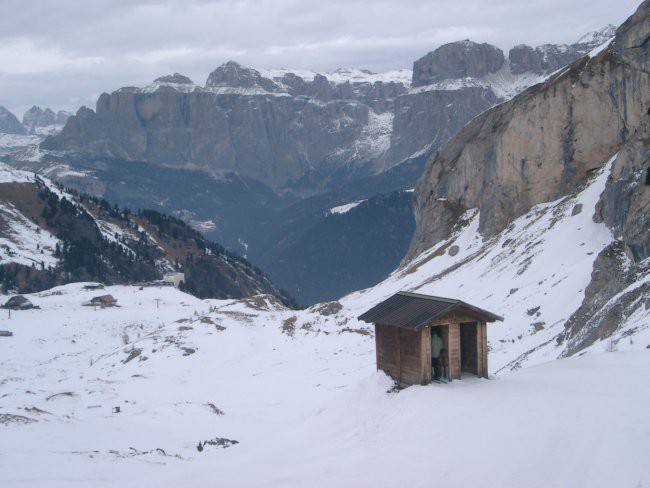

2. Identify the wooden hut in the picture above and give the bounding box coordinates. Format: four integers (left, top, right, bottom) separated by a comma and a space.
358, 292, 503, 386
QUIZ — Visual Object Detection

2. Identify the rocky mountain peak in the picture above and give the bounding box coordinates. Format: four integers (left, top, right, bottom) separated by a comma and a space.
205, 61, 279, 92
23, 106, 56, 129
575, 24, 617, 46
0, 106, 27, 135
154, 73, 194, 85
412, 40, 505, 87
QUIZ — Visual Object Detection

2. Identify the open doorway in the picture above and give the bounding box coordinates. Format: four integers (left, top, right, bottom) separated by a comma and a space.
433, 324, 450, 382
460, 321, 479, 376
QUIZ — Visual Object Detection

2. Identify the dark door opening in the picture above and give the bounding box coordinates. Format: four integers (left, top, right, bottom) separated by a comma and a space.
460, 321, 479, 376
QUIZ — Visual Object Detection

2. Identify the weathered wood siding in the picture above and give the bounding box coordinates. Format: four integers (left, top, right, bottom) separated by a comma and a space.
399, 327, 426, 385
375, 314, 490, 385
375, 323, 399, 380
375, 323, 427, 386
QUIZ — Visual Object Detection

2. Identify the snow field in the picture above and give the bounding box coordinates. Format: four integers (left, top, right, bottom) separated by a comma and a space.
1, 282, 648, 487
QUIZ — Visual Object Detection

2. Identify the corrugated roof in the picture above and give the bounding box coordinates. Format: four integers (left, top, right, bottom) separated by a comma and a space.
358, 291, 503, 330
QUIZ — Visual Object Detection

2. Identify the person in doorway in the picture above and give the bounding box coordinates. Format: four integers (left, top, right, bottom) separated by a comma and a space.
431, 329, 444, 381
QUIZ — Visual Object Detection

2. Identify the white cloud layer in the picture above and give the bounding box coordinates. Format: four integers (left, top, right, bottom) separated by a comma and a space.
0, 0, 642, 117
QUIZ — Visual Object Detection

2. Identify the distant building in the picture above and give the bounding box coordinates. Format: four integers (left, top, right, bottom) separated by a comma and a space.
88, 295, 118, 308
83, 284, 105, 291
163, 272, 185, 287
2, 295, 36, 310
358, 292, 503, 386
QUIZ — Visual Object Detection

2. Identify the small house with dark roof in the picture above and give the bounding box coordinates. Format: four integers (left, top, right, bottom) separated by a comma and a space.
358, 292, 503, 386
2, 295, 36, 310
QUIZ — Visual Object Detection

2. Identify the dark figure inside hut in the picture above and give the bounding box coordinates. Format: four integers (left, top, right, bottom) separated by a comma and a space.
431, 329, 444, 381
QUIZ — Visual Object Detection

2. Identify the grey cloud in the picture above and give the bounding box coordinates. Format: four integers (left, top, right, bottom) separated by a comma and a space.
0, 0, 642, 115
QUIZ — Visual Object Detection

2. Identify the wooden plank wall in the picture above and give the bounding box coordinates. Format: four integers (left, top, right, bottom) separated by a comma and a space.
375, 316, 490, 385
399, 327, 426, 385
375, 323, 427, 386
375, 323, 400, 381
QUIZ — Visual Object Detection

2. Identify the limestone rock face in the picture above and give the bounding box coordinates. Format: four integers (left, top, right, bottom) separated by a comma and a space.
42, 69, 373, 191
509, 26, 617, 77
206, 61, 279, 93
509, 45, 544, 74
410, 0, 650, 354
410, 2, 650, 259
412, 41, 505, 86
378, 87, 498, 171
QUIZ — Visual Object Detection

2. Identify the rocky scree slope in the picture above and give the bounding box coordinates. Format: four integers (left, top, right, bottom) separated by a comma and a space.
410, 1, 649, 356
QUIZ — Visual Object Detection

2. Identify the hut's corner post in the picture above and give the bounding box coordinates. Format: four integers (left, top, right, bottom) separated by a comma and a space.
479, 321, 489, 378
422, 325, 432, 385
374, 323, 380, 371
448, 322, 461, 381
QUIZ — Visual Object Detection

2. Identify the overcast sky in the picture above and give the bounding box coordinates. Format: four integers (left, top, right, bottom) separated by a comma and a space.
0, 0, 642, 117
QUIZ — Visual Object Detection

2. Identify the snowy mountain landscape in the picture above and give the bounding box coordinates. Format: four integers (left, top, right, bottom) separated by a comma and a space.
1, 0, 650, 486
0, 23, 619, 305
1, 154, 648, 487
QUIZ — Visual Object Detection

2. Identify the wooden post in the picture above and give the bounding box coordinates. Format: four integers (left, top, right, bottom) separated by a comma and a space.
374, 324, 380, 371
396, 327, 402, 384
448, 322, 461, 380
422, 326, 432, 384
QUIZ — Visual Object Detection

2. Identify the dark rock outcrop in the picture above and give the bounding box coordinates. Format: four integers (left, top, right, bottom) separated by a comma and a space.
154, 73, 194, 84
206, 61, 279, 92
509, 44, 544, 74
509, 26, 617, 77
412, 40, 504, 86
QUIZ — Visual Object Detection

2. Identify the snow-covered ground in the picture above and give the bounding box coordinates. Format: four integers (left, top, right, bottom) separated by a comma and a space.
0, 282, 648, 487
1, 148, 648, 486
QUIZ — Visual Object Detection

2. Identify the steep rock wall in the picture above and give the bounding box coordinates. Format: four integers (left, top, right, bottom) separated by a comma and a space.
410, 4, 650, 258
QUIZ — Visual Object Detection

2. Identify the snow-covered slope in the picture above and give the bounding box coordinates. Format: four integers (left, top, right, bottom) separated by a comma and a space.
1, 280, 648, 487
1, 142, 648, 487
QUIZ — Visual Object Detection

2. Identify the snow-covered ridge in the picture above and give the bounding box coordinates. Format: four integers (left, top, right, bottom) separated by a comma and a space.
261, 67, 413, 86
576, 24, 617, 45
137, 81, 205, 94
128, 67, 412, 96
408, 61, 547, 101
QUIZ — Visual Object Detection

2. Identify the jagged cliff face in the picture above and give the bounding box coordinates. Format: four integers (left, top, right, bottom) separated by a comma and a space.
38, 30, 610, 196
410, 1, 650, 355
412, 41, 505, 85
411, 14, 649, 256
41, 65, 404, 193
10, 28, 618, 305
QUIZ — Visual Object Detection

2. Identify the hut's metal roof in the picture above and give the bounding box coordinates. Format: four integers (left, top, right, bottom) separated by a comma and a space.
357, 291, 503, 330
